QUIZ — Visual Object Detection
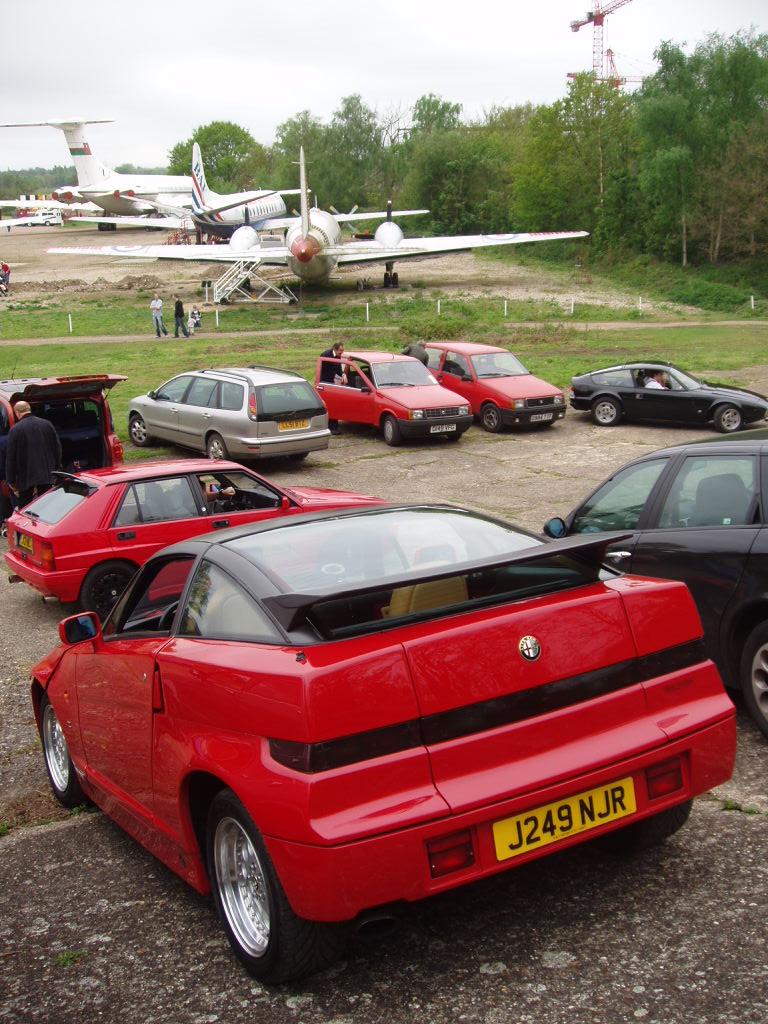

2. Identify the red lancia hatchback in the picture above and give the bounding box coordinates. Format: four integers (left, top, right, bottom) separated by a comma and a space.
424, 342, 566, 432
315, 350, 472, 445
32, 505, 736, 983
5, 459, 383, 619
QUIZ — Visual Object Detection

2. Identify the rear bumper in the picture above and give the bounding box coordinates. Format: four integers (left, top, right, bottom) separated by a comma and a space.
4, 548, 83, 603
266, 712, 735, 922
227, 428, 331, 459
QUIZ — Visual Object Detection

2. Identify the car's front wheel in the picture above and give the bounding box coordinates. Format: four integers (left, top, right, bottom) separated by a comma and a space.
206, 432, 229, 459
80, 560, 136, 620
382, 415, 401, 447
129, 413, 152, 447
40, 693, 86, 808
206, 789, 346, 983
480, 403, 503, 433
713, 404, 743, 433
740, 622, 768, 738
591, 396, 621, 427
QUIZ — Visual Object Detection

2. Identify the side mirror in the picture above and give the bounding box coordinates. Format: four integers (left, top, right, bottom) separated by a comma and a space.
281, 495, 291, 511
543, 517, 567, 539
147, 390, 157, 400
360, 386, 371, 394
59, 611, 101, 646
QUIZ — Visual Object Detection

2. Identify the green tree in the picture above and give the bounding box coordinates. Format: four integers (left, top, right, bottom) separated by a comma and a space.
168, 121, 256, 192
410, 94, 463, 135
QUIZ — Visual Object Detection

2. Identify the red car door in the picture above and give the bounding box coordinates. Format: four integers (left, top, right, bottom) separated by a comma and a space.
75, 636, 165, 814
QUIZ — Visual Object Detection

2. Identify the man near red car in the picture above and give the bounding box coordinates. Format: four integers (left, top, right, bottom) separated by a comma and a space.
6, 401, 62, 508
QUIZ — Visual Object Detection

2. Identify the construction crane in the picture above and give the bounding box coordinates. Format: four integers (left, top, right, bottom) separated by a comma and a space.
570, 0, 635, 81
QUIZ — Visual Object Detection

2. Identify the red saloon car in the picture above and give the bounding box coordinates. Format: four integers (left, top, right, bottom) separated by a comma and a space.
315, 350, 472, 445
5, 458, 382, 619
32, 505, 736, 983
424, 342, 566, 432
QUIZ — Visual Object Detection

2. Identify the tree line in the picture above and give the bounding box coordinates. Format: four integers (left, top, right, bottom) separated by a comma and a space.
3, 31, 766, 268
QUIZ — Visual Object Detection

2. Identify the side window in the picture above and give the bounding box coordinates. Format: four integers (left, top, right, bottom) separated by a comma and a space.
572, 459, 668, 533
156, 375, 194, 402
219, 382, 244, 411
186, 378, 219, 408
425, 349, 442, 371
196, 470, 281, 512
442, 353, 470, 378
593, 369, 635, 388
114, 485, 141, 526
178, 561, 280, 641
658, 455, 758, 528
107, 556, 195, 636
134, 477, 201, 523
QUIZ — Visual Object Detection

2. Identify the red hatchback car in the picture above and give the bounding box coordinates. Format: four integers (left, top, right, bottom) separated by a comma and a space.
424, 342, 566, 432
315, 350, 472, 445
32, 505, 736, 983
5, 459, 382, 619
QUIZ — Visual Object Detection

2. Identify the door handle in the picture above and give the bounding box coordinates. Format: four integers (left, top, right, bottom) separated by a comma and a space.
116, 531, 136, 541
212, 520, 230, 529
605, 550, 631, 564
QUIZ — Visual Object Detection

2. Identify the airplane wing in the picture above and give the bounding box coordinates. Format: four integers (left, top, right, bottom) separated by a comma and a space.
77, 215, 190, 229
47, 243, 291, 266
327, 230, 589, 264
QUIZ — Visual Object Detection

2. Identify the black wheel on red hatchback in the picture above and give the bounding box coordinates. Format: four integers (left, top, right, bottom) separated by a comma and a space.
80, 560, 136, 620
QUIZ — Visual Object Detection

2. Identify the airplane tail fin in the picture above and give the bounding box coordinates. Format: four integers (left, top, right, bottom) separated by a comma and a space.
51, 121, 112, 187
299, 146, 309, 239
191, 142, 217, 212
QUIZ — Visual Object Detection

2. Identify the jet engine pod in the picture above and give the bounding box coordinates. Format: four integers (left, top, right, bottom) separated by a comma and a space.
374, 221, 404, 247
229, 225, 259, 253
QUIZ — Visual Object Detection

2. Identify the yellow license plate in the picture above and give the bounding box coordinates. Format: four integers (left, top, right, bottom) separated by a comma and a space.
18, 533, 33, 552
278, 419, 309, 431
492, 777, 636, 862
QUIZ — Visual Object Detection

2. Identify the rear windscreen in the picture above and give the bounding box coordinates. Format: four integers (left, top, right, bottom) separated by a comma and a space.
257, 382, 324, 419
17, 481, 90, 524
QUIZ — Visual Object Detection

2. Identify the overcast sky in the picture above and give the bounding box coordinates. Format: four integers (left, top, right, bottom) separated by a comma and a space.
1, 0, 764, 174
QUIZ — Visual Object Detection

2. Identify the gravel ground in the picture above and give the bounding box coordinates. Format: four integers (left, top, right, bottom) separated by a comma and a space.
0, 223, 766, 1023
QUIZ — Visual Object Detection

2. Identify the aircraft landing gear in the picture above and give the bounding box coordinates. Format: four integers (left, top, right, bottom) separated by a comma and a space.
383, 264, 399, 289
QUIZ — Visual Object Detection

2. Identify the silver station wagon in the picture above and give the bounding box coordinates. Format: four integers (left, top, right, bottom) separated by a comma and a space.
128, 366, 330, 461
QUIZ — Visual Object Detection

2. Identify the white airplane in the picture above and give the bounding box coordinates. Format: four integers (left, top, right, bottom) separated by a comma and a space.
49, 147, 588, 288
0, 119, 193, 216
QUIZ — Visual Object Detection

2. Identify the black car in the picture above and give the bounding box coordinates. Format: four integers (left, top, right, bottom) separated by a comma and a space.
544, 436, 768, 738
569, 362, 768, 432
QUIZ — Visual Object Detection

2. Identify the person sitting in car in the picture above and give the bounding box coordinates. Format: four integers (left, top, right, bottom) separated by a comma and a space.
645, 371, 668, 390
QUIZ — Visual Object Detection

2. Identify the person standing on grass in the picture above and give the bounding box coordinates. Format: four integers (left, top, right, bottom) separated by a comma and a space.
173, 294, 190, 339
6, 401, 62, 509
150, 294, 168, 337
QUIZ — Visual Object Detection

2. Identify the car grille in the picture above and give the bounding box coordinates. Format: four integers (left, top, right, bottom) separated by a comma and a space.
425, 407, 463, 418
527, 397, 560, 408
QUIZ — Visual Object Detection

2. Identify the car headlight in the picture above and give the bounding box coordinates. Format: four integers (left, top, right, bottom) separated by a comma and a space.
460, 405, 470, 415
554, 395, 564, 405
512, 399, 527, 409
409, 409, 426, 420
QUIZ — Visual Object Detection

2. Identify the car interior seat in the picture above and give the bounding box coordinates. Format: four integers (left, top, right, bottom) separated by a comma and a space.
693, 473, 752, 526
383, 575, 469, 619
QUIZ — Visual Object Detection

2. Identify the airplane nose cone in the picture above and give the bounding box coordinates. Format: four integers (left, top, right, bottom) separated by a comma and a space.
290, 235, 320, 263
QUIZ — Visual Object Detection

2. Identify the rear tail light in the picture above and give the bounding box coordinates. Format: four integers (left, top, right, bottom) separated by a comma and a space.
645, 757, 683, 800
39, 541, 56, 571
248, 391, 258, 421
427, 830, 475, 878
112, 437, 124, 462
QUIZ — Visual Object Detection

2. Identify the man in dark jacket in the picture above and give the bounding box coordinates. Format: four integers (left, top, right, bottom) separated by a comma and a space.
173, 294, 190, 339
6, 401, 62, 509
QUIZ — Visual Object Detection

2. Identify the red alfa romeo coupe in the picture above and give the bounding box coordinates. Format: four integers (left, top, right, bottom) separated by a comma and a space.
32, 505, 736, 983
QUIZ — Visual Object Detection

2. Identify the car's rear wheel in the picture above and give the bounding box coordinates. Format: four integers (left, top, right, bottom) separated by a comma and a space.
207, 432, 229, 460
40, 693, 86, 808
713, 404, 743, 433
80, 560, 136, 621
480, 403, 503, 433
597, 800, 692, 855
591, 396, 621, 427
382, 415, 401, 447
739, 622, 768, 738
206, 789, 346, 983
129, 413, 151, 447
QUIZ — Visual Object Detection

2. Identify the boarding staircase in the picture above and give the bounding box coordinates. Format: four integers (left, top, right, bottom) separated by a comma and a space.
213, 259, 297, 305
